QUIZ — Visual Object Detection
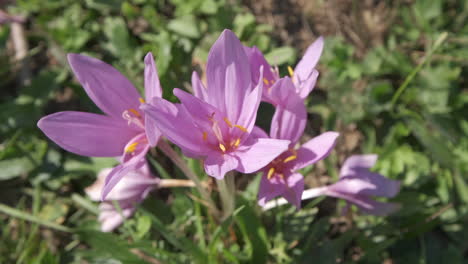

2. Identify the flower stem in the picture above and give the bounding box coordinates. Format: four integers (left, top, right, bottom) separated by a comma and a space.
158, 179, 196, 188
157, 140, 220, 217
216, 172, 236, 220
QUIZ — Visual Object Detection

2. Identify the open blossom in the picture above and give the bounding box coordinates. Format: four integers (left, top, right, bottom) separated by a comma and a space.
86, 163, 159, 232
263, 155, 401, 215
141, 29, 290, 179
244, 37, 323, 104
38, 52, 162, 199
257, 77, 339, 209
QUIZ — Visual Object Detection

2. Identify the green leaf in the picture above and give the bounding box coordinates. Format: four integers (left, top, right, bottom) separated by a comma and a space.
167, 16, 200, 38
265, 46, 296, 65
0, 157, 35, 180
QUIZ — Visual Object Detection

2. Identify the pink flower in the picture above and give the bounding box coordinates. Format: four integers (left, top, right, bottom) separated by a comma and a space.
244, 37, 323, 104
38, 52, 162, 199
86, 163, 159, 232
263, 155, 401, 215
257, 78, 339, 209
141, 29, 290, 179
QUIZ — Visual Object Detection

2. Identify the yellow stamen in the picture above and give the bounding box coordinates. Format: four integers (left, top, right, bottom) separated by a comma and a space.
223, 117, 233, 128
278, 173, 285, 179
283, 155, 297, 163
139, 97, 145, 104
202, 131, 208, 141
234, 124, 248, 132
263, 78, 270, 85
287, 66, 294, 78
125, 142, 139, 153
219, 143, 227, 152
234, 138, 241, 147
267, 167, 276, 179
129, 108, 141, 117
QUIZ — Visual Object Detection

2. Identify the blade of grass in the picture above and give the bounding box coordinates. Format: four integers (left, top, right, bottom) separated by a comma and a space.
0, 203, 72, 232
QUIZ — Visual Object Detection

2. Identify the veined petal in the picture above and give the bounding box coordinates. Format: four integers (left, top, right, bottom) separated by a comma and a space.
269, 78, 307, 144
251, 126, 269, 138
235, 138, 290, 173
282, 173, 305, 209
192, 71, 208, 101
67, 54, 140, 118
236, 74, 263, 131
294, 36, 323, 83
37, 111, 138, 157
204, 153, 239, 179
206, 29, 252, 120
293, 132, 339, 171
144, 52, 162, 100
244, 46, 277, 87
141, 98, 210, 156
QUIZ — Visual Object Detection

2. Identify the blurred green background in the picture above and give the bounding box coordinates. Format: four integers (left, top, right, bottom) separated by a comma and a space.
0, 0, 467, 263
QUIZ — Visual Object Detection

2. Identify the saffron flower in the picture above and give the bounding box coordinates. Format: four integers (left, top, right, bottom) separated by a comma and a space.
263, 154, 401, 215
38, 52, 162, 199
244, 37, 323, 104
257, 77, 339, 209
86, 163, 159, 232
141, 29, 290, 179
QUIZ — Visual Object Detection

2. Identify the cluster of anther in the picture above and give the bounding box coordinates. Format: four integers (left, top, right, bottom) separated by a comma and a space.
202, 113, 248, 154
266, 149, 298, 180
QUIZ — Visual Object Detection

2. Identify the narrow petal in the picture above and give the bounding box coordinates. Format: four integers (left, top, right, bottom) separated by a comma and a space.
206, 29, 252, 120
67, 54, 140, 118
294, 37, 323, 83
282, 173, 305, 209
38, 111, 138, 157
258, 172, 287, 207
192, 71, 208, 101
204, 153, 239, 179
338, 173, 400, 198
297, 70, 319, 99
144, 52, 162, 100
235, 138, 290, 173
101, 144, 148, 200
293, 132, 339, 170
340, 154, 378, 177
145, 114, 162, 147
141, 98, 210, 156
269, 77, 307, 144
244, 45, 277, 89
325, 190, 400, 216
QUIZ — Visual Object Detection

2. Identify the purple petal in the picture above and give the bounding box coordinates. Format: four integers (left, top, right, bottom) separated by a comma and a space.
293, 132, 339, 170
144, 52, 162, 100
282, 173, 305, 209
38, 111, 138, 157
99, 202, 135, 232
235, 76, 263, 131
244, 46, 277, 88
235, 138, 290, 173
192, 71, 208, 101
325, 189, 400, 216
145, 114, 162, 147
269, 78, 307, 144
297, 70, 319, 99
141, 98, 210, 156
251, 126, 269, 138
206, 29, 252, 123
204, 153, 239, 179
67, 54, 140, 118
340, 154, 378, 177
294, 37, 323, 83
258, 172, 287, 207
101, 143, 149, 200
337, 173, 400, 198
